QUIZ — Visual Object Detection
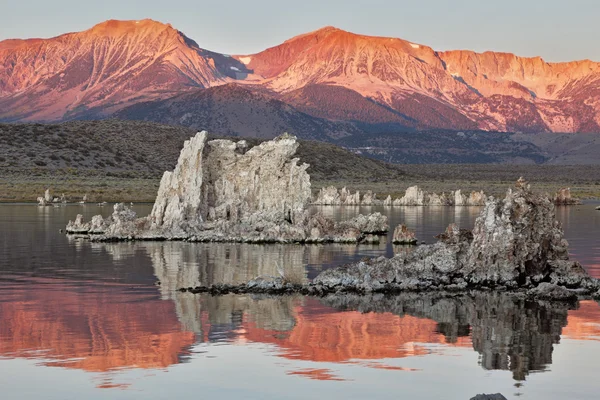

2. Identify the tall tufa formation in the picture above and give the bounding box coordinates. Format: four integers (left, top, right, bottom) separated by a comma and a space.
66, 132, 387, 243
148, 131, 311, 233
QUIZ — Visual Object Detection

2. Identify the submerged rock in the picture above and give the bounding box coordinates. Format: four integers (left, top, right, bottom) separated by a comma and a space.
470, 394, 508, 400
392, 224, 418, 245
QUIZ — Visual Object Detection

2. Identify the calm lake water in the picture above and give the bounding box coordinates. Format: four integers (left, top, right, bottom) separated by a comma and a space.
0, 203, 599, 399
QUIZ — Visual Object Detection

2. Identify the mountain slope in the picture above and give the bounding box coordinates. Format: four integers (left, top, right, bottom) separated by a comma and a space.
237, 27, 600, 132
2, 21, 600, 134
0, 19, 248, 121
114, 84, 360, 140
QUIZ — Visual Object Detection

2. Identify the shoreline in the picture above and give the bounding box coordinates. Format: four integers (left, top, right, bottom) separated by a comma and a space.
2, 176, 600, 203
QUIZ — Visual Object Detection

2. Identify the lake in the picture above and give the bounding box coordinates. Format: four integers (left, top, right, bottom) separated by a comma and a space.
0, 203, 599, 399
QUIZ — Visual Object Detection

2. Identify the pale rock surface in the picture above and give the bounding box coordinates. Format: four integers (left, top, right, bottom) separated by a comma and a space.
66, 132, 385, 243
66, 214, 90, 234
553, 187, 581, 205
383, 195, 392, 206
428, 192, 451, 206
454, 190, 486, 206
338, 212, 389, 234
361, 190, 376, 205
340, 187, 360, 205
313, 179, 593, 293
392, 224, 418, 244
394, 186, 427, 206
313, 186, 341, 205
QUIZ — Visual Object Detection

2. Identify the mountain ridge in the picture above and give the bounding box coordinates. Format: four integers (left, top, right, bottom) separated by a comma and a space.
1, 20, 600, 133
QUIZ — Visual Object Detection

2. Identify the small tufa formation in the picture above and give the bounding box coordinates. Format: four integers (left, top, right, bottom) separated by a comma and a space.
340, 187, 360, 205
67, 132, 388, 243
453, 189, 487, 206
393, 186, 426, 206
393, 186, 486, 206
312, 187, 369, 206
361, 190, 376, 205
392, 224, 418, 245
553, 187, 581, 206
37, 188, 53, 206
313, 186, 341, 205
383, 195, 392, 206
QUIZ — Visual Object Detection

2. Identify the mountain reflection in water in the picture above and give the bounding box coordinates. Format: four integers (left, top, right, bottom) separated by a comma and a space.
2, 238, 599, 390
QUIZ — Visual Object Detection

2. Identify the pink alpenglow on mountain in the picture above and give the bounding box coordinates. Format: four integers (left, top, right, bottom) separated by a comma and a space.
1, 20, 600, 132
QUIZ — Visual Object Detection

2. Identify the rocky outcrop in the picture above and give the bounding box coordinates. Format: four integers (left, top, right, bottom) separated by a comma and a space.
470, 395, 507, 400
312, 187, 373, 206
338, 213, 388, 234
392, 224, 418, 245
553, 187, 581, 205
393, 186, 426, 206
392, 186, 485, 206
361, 190, 376, 205
315, 178, 593, 293
67, 132, 387, 243
383, 195, 392, 206
313, 186, 341, 205
453, 189, 487, 206
340, 188, 360, 205
37, 188, 53, 206
180, 179, 598, 299
312, 185, 488, 207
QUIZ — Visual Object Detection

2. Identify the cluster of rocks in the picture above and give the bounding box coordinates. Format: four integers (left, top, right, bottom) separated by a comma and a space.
553, 187, 582, 206
314, 185, 583, 207
312, 186, 374, 205
66, 132, 388, 243
179, 178, 600, 301
391, 224, 418, 245
37, 189, 89, 206
393, 186, 486, 206
312, 185, 487, 206
37, 189, 67, 206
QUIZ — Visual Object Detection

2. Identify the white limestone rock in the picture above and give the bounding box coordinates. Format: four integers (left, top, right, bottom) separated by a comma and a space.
392, 224, 418, 245
394, 186, 426, 206
313, 186, 341, 205
361, 190, 376, 205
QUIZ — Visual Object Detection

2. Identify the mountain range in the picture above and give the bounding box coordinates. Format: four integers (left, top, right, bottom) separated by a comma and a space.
2, 19, 600, 137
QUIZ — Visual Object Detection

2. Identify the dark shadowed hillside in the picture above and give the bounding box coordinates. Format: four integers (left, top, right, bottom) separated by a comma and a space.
113, 84, 360, 141
0, 120, 404, 181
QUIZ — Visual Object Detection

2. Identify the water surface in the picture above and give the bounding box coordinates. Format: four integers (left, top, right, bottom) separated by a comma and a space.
0, 203, 599, 399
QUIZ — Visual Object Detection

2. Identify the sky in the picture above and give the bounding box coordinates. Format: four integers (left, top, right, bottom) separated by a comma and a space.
1, 0, 599, 62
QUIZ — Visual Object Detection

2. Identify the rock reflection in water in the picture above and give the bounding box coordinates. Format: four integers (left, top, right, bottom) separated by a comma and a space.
320, 293, 572, 381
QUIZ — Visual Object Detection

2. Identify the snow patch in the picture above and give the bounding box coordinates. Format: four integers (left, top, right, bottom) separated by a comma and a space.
223, 54, 231, 58
409, 43, 420, 49
230, 66, 240, 71
451, 72, 460, 78
239, 56, 252, 65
